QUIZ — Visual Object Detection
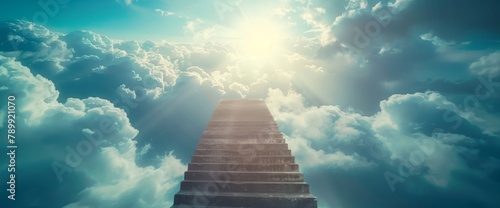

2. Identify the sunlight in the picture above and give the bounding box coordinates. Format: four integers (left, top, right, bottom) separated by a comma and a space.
233, 18, 287, 61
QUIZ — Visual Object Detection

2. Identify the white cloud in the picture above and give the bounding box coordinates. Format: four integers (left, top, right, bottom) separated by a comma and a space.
0, 55, 60, 125
420, 32, 456, 52
272, 7, 295, 17
285, 135, 368, 169
0, 53, 185, 207
378, 45, 402, 55
388, 0, 413, 14
265, 88, 500, 190
372, 2, 383, 12
155, 9, 175, 16
64, 150, 185, 208
265, 88, 373, 169
229, 82, 249, 97
0, 21, 72, 72
315, 7, 326, 14
346, 0, 368, 10
298, 3, 334, 46
184, 18, 203, 33
469, 51, 500, 77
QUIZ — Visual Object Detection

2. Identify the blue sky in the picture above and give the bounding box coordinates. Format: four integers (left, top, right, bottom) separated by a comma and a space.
1, 0, 500, 207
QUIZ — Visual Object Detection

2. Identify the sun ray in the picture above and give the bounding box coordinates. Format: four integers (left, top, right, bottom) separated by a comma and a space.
229, 17, 289, 62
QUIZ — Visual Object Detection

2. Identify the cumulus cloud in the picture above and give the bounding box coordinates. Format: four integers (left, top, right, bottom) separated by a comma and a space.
265, 88, 500, 207
470, 51, 500, 77
266, 88, 373, 169
229, 82, 249, 97
0, 21, 72, 75
388, 0, 413, 14
0, 27, 186, 208
64, 151, 185, 208
0, 20, 181, 107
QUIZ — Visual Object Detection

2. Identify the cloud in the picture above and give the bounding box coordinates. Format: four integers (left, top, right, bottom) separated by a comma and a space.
229, 82, 249, 97
184, 18, 203, 33
265, 88, 373, 169
64, 151, 185, 208
470, 51, 500, 77
0, 21, 180, 106
388, 0, 413, 14
287, 0, 500, 117
299, 6, 333, 45
0, 20, 72, 75
265, 88, 500, 207
0, 54, 186, 207
155, 9, 175, 16
272, 7, 295, 17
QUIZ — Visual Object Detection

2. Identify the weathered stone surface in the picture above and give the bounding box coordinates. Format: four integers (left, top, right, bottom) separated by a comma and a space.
184, 171, 305, 182
195, 149, 291, 156
171, 99, 317, 208
187, 163, 299, 172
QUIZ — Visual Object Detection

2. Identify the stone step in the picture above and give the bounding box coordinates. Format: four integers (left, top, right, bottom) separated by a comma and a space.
211, 113, 272, 116
188, 163, 299, 172
208, 120, 277, 123
202, 130, 281, 136
211, 114, 271, 116
197, 143, 288, 150
205, 125, 278, 129
204, 125, 277, 129
184, 171, 304, 182
198, 138, 285, 144
213, 106, 269, 108
207, 118, 276, 123
171, 206, 241, 208
210, 118, 272, 123
205, 124, 278, 127
173, 191, 317, 208
180, 180, 309, 193
209, 116, 274, 119
195, 149, 291, 156
203, 131, 280, 134
171, 206, 236, 208
191, 156, 295, 163
202, 133, 281, 138
201, 134, 283, 139
212, 108, 270, 111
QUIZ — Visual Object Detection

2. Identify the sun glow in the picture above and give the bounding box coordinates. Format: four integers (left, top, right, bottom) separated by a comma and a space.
233, 18, 287, 61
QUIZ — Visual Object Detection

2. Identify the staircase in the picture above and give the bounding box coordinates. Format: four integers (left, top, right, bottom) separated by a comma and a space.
171, 99, 317, 208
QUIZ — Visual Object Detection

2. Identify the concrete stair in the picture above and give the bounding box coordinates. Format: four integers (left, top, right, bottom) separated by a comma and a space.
184, 171, 305, 182
173, 191, 317, 208
195, 149, 291, 156
171, 99, 317, 208
188, 163, 299, 172
197, 143, 289, 150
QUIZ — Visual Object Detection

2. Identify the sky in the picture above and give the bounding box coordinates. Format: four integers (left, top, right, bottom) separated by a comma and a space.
0, 0, 500, 207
